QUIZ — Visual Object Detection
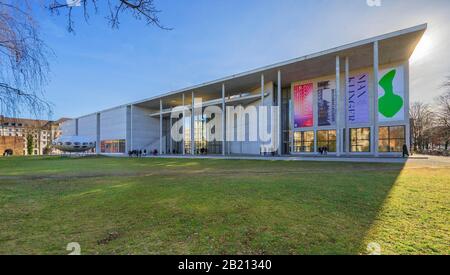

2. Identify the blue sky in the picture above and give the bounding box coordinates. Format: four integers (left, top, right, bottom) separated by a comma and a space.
34, 0, 450, 119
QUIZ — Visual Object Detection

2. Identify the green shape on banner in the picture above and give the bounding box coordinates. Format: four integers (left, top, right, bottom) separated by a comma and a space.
378, 69, 403, 118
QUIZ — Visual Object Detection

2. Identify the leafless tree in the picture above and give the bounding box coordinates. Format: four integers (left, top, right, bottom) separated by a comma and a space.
434, 78, 450, 150
0, 1, 53, 118
409, 102, 434, 151
1, 0, 169, 119
48, 0, 171, 33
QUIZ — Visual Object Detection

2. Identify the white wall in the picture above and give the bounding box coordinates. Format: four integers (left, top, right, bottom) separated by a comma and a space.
100, 106, 127, 141
130, 106, 160, 151
78, 114, 97, 139
60, 119, 76, 136
228, 82, 274, 155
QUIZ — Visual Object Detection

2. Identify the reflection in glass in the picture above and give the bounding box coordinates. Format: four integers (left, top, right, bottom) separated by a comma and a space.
294, 131, 315, 153
317, 130, 337, 152
350, 128, 371, 152
378, 126, 405, 152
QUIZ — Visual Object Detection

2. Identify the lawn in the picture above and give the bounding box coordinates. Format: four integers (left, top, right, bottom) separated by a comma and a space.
0, 156, 448, 255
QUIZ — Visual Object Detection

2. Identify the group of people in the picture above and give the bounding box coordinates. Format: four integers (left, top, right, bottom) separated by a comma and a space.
127, 149, 159, 157
318, 146, 329, 155
128, 150, 145, 157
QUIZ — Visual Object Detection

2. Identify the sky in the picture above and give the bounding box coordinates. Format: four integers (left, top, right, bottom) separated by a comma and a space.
31, 0, 450, 119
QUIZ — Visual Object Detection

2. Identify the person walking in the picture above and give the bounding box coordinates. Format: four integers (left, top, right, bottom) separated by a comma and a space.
402, 144, 410, 158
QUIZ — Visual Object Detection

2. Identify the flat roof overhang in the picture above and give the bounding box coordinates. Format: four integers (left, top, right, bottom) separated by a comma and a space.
78, 24, 427, 117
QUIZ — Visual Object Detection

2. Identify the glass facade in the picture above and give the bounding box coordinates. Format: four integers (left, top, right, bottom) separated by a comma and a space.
293, 131, 314, 153
101, 139, 125, 153
317, 130, 337, 152
281, 88, 292, 154
378, 126, 405, 152
179, 109, 222, 155
350, 128, 371, 152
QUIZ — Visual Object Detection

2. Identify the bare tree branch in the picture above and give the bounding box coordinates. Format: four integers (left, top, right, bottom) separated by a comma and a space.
0, 1, 53, 118
434, 80, 450, 150
409, 102, 434, 151
48, 0, 171, 32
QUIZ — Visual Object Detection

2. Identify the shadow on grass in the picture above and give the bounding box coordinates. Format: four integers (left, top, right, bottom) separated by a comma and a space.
277, 159, 409, 255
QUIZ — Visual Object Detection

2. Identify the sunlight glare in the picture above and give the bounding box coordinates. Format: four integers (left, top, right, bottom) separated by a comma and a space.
410, 33, 432, 64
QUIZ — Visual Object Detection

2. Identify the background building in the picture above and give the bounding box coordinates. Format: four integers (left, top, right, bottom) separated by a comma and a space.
61, 25, 426, 158
0, 116, 68, 156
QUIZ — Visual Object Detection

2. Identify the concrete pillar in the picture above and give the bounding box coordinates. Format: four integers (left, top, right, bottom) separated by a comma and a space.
222, 84, 226, 156
336, 56, 341, 157
260, 74, 264, 154
261, 74, 265, 105
75, 119, 79, 136
191, 91, 195, 155
404, 60, 411, 152
182, 93, 185, 155
169, 109, 173, 155
160, 99, 163, 155
130, 105, 133, 151
345, 56, 350, 155
277, 70, 282, 156
96, 113, 100, 154
373, 41, 379, 157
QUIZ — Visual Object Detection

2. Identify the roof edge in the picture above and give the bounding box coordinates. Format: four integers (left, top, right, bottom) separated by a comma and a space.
73, 23, 427, 120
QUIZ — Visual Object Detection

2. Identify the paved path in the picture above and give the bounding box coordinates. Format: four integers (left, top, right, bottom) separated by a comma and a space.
149, 155, 409, 163
105, 153, 450, 167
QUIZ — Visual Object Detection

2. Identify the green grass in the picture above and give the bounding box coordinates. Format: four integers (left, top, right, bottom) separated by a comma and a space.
0, 156, 448, 255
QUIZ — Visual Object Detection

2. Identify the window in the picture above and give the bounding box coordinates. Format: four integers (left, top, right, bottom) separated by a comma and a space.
294, 131, 315, 153
350, 128, 371, 152
379, 126, 405, 152
317, 130, 337, 152
100, 140, 125, 153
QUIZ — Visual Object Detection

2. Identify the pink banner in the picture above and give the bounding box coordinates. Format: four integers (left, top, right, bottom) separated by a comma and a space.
294, 83, 314, 128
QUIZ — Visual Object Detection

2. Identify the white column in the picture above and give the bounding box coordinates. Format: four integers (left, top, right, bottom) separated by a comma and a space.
345, 56, 350, 155
404, 60, 411, 152
290, 98, 294, 154
160, 99, 163, 155
260, 74, 264, 154
222, 84, 226, 156
277, 70, 282, 156
191, 91, 195, 155
182, 93, 185, 155
130, 105, 133, 151
336, 56, 341, 157
373, 41, 379, 157
169, 108, 173, 155
261, 74, 265, 105
96, 113, 100, 154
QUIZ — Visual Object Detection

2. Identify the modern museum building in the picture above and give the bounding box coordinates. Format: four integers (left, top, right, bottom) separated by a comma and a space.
61, 24, 427, 158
